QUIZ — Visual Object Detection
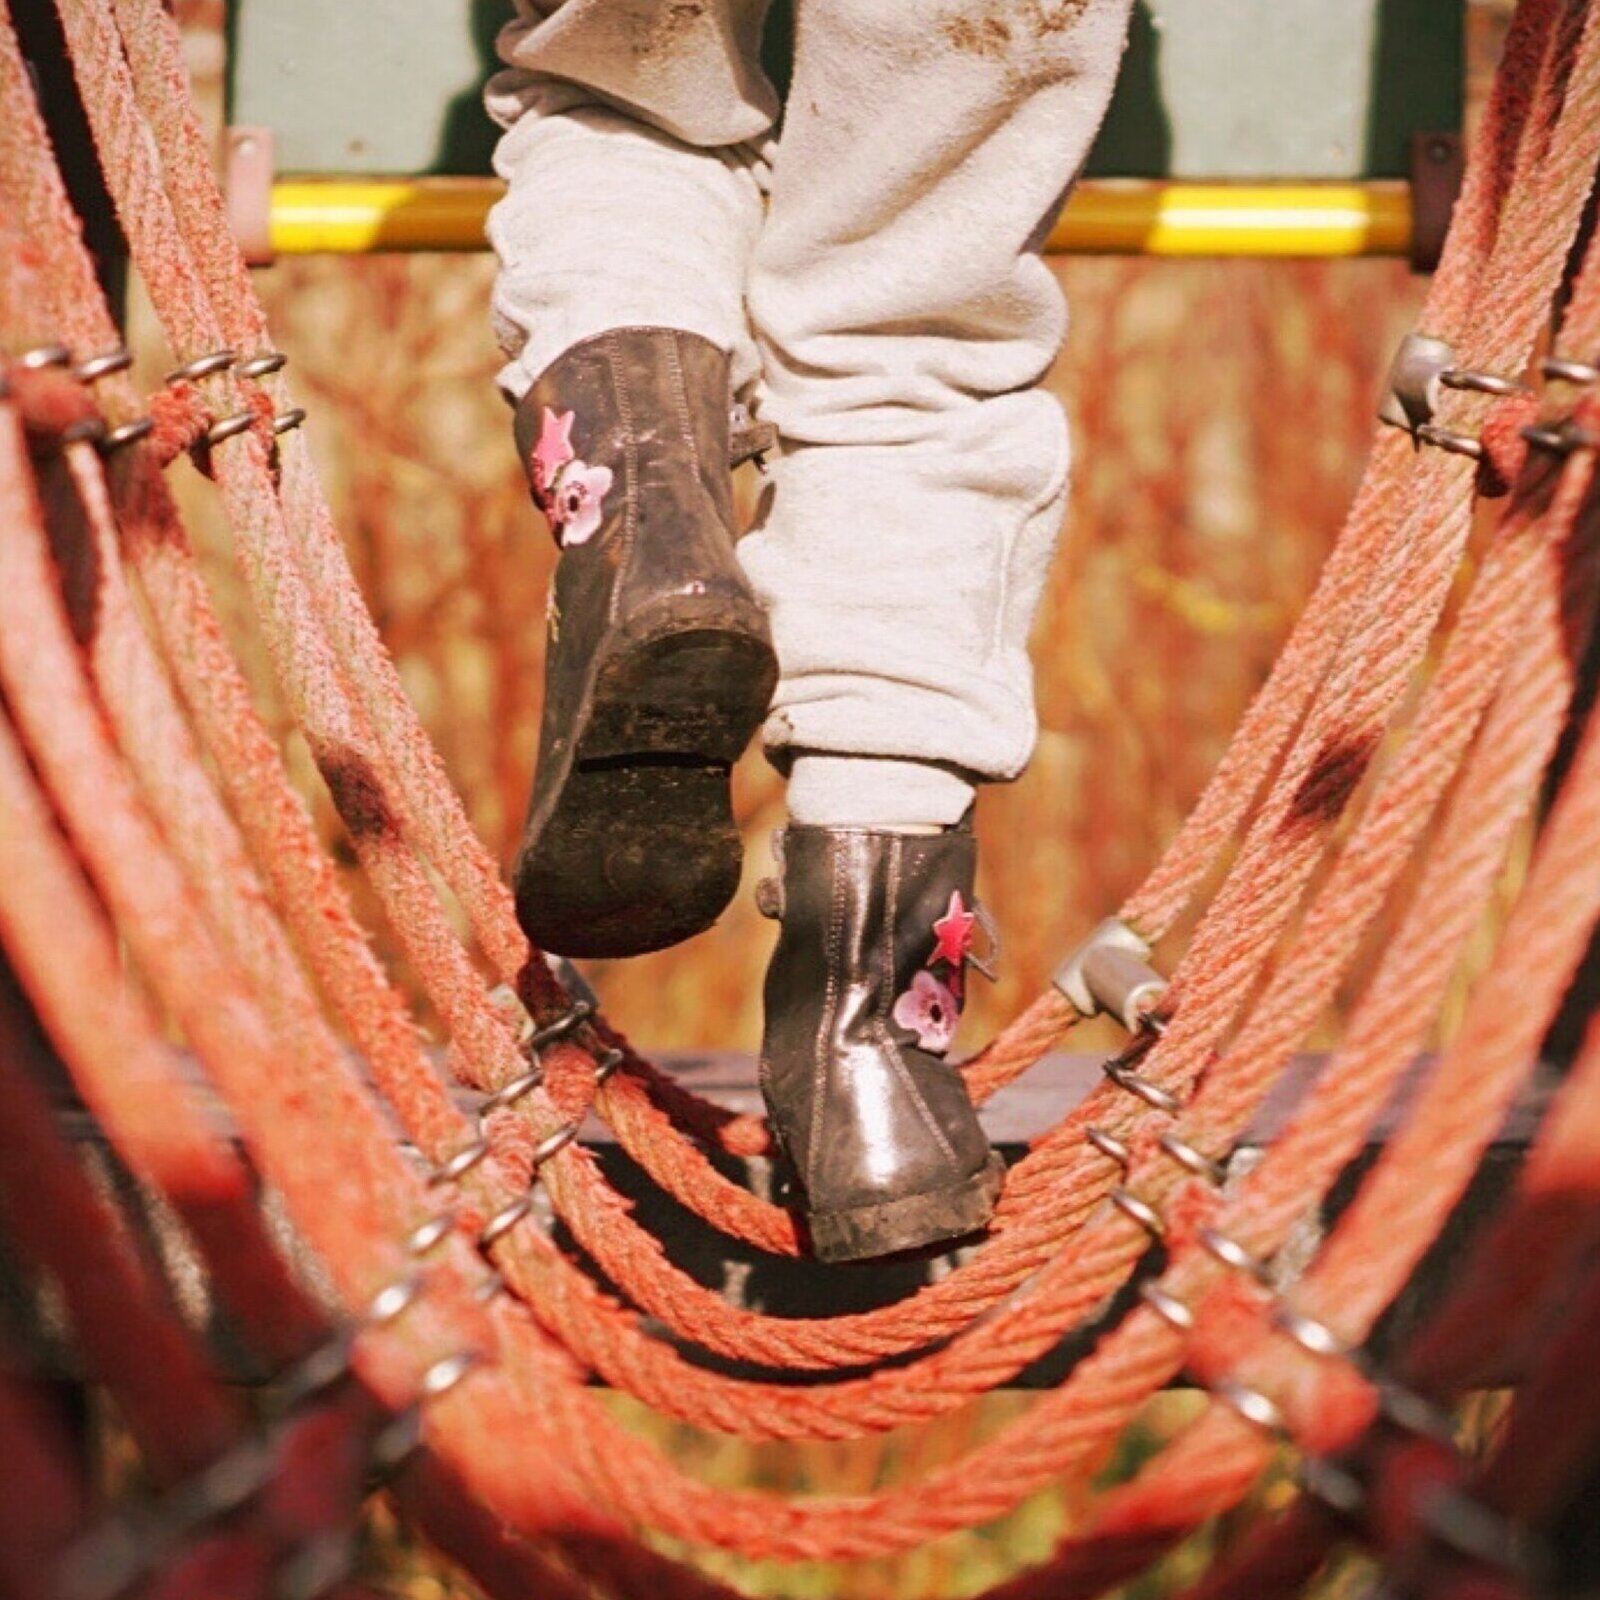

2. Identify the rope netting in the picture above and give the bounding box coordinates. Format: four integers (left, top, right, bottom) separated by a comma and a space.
2, 0, 1600, 1593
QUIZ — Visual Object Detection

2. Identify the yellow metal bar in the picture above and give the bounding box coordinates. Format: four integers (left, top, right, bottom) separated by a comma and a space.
267, 178, 1414, 259
1047, 181, 1412, 257
268, 179, 495, 253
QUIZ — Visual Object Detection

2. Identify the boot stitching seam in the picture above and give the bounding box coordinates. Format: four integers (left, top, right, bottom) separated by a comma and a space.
756, 834, 782, 1145
806, 834, 847, 1197
664, 331, 702, 487
878, 837, 958, 1167
603, 330, 638, 628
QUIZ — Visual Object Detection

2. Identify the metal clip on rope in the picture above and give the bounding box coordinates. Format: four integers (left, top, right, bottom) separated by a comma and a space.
423, 989, 624, 1277
1110, 1186, 1164, 1237
165, 351, 270, 454
1295, 1415, 1538, 1582
487, 982, 596, 1054
1054, 917, 1168, 1032
1268, 1289, 1461, 1453
1084, 1125, 1130, 1166
236, 349, 287, 380
1087, 1010, 1181, 1128
204, 410, 257, 446
529, 998, 596, 1050
432, 985, 624, 1273
405, 1210, 456, 1256
6, 346, 123, 458
1213, 1375, 1287, 1435
52, 408, 148, 458
164, 349, 236, 384
1139, 1281, 1195, 1331
1439, 367, 1529, 399
1417, 1483, 1541, 1580
1198, 1223, 1272, 1285
1157, 1129, 1226, 1185
52, 348, 153, 453
420, 990, 624, 1296
163, 351, 305, 455
1069, 1066, 1529, 1570
1103, 1044, 1181, 1115
1542, 352, 1600, 385
61, 1230, 490, 1600
472, 1037, 623, 1264
17, 342, 72, 370
60, 416, 108, 448
1378, 332, 1522, 459
73, 347, 132, 383
59, 1429, 273, 1600
425, 992, 601, 1196
1082, 1141, 1534, 1567
368, 1349, 486, 1477
1522, 417, 1600, 456
1299, 1455, 1367, 1518
1379, 332, 1457, 434
1412, 422, 1483, 461
276, 1270, 429, 1414
99, 416, 154, 452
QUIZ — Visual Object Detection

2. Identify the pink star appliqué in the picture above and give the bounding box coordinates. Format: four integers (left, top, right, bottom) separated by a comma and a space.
930, 891, 976, 970
530, 406, 575, 491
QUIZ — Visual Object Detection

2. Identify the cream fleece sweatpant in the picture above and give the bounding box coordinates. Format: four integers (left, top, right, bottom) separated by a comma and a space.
486, 0, 1133, 826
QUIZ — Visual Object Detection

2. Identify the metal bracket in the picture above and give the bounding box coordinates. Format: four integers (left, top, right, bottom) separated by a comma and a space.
1408, 131, 1463, 274
544, 951, 600, 1013
1378, 331, 1457, 435
1053, 917, 1167, 1031
225, 125, 276, 267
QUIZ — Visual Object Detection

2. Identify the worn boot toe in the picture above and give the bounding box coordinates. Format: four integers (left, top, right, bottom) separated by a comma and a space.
511, 327, 777, 957
757, 817, 1002, 1263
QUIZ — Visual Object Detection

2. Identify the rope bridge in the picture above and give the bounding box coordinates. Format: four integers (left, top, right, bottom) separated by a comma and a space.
1, 0, 1599, 1594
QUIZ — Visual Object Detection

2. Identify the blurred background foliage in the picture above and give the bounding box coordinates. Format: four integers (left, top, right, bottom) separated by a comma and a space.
109, 3, 1516, 1595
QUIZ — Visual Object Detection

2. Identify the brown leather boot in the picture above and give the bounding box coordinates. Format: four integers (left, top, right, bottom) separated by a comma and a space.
512, 327, 778, 959
757, 818, 1004, 1262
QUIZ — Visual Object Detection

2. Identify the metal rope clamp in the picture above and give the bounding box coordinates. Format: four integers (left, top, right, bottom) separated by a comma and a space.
1377, 332, 1514, 460
1378, 331, 1458, 436
1053, 917, 1168, 1032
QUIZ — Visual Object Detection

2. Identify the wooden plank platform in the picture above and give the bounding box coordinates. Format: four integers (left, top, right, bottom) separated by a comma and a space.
11, 1052, 1550, 1388
3, 1049, 1548, 1388
556, 1053, 1547, 1386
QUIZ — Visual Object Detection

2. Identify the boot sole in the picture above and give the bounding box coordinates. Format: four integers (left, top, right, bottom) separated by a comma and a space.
806, 1153, 1006, 1264
515, 608, 777, 959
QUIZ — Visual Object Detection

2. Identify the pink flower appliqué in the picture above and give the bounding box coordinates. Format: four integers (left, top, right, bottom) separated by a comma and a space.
550, 460, 614, 546
891, 970, 960, 1055
529, 408, 613, 546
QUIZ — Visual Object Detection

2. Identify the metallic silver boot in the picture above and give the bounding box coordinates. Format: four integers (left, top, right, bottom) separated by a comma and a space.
757, 818, 1004, 1262
511, 327, 777, 958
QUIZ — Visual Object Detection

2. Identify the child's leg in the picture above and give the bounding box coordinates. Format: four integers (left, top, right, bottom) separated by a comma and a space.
485, 2, 781, 959
485, 0, 774, 403
741, 0, 1134, 827
748, 2, 1134, 1260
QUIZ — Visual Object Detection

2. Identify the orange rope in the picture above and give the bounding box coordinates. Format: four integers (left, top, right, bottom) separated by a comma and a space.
2, 0, 1599, 1593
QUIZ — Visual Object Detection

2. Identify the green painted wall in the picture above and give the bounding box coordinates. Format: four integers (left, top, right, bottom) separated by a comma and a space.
228, 0, 1462, 181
